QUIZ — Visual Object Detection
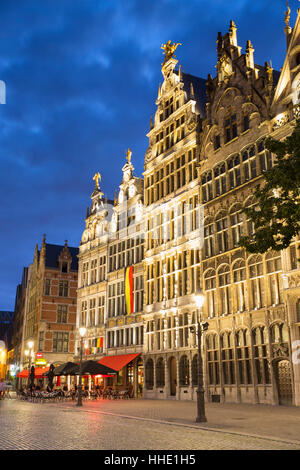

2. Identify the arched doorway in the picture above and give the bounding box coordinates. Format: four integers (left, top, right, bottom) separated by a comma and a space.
137, 358, 144, 398
169, 357, 177, 396
275, 360, 293, 406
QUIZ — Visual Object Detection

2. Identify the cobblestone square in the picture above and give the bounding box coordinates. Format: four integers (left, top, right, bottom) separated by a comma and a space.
0, 398, 299, 450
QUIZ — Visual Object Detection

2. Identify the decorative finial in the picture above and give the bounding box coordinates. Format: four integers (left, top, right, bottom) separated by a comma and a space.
161, 40, 182, 65
178, 64, 182, 81
126, 148, 132, 164
285, 0, 291, 26
190, 82, 195, 98
114, 190, 118, 206
158, 82, 162, 98
93, 172, 101, 189
265, 61, 273, 84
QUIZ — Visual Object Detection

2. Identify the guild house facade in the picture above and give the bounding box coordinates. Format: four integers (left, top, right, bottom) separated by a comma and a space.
77, 8, 300, 405
22, 237, 78, 370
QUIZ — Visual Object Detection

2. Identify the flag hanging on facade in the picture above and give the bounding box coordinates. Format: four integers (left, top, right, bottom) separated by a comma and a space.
125, 266, 134, 315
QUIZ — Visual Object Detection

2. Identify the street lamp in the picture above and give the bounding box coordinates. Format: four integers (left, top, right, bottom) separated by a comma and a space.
25, 340, 34, 388
191, 292, 209, 423
77, 327, 86, 407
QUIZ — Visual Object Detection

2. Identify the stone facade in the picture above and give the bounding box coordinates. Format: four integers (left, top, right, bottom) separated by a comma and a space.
77, 11, 300, 405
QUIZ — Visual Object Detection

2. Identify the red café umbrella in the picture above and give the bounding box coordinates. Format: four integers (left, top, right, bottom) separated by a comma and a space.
17, 367, 50, 378
56, 376, 61, 386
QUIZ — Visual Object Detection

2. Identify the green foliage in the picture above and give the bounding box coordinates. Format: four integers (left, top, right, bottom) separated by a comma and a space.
239, 120, 300, 253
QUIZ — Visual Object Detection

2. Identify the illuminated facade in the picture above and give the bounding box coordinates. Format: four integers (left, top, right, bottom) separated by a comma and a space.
77, 10, 300, 405
77, 159, 144, 396
22, 237, 78, 369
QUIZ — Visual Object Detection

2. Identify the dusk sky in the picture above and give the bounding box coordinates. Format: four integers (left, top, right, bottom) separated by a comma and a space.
0, 0, 295, 310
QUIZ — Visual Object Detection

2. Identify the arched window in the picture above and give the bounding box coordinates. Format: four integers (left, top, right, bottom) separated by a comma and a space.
233, 259, 246, 313
206, 333, 220, 385
236, 329, 252, 385
228, 155, 241, 189
201, 171, 213, 202
230, 204, 244, 247
252, 326, 271, 384
266, 251, 283, 306
248, 255, 265, 309
145, 359, 154, 389
204, 269, 217, 318
221, 332, 235, 385
242, 145, 256, 181
214, 164, 227, 196
224, 113, 238, 143
270, 323, 289, 344
179, 355, 190, 386
218, 265, 232, 316
156, 358, 165, 387
215, 211, 228, 253
257, 139, 273, 172
244, 197, 257, 236
204, 217, 215, 258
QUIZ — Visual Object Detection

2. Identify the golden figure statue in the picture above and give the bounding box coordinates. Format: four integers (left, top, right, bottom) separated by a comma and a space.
126, 148, 132, 163
285, 0, 291, 26
93, 172, 101, 189
161, 40, 182, 65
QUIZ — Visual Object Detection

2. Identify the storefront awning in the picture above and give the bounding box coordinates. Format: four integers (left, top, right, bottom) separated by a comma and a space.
98, 353, 140, 372
17, 367, 50, 378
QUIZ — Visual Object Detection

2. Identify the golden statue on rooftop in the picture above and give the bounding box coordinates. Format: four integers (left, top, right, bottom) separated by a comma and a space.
126, 148, 132, 164
93, 172, 101, 189
285, 0, 291, 26
161, 40, 182, 65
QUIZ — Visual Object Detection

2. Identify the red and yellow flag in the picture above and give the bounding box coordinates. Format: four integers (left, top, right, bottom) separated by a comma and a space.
125, 266, 134, 315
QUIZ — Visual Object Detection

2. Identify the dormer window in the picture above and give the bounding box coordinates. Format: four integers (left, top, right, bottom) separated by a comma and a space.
243, 115, 250, 132
214, 135, 221, 150
61, 262, 68, 273
165, 97, 174, 119
225, 114, 238, 143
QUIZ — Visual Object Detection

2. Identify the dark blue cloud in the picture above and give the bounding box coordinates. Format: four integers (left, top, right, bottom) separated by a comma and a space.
0, 0, 292, 309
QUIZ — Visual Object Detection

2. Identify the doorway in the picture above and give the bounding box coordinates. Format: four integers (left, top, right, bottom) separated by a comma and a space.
276, 360, 293, 405
169, 357, 177, 396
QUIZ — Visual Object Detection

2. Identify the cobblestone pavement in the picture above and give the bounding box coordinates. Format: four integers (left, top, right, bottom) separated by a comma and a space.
59, 398, 300, 443
0, 399, 299, 450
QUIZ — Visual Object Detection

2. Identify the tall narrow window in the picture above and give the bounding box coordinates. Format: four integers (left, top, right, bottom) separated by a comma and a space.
233, 260, 246, 313
221, 332, 235, 385
228, 155, 241, 188
224, 114, 238, 143
242, 146, 257, 180
201, 171, 213, 202
253, 326, 270, 384
230, 204, 244, 247
218, 265, 232, 316
236, 329, 252, 385
248, 255, 265, 309
214, 164, 226, 196
204, 269, 217, 318
215, 212, 228, 253
57, 304, 68, 323
204, 218, 215, 258
206, 334, 220, 385
266, 251, 283, 306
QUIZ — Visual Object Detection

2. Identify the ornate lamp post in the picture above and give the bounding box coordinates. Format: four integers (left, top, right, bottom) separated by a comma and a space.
77, 327, 86, 407
191, 293, 209, 423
